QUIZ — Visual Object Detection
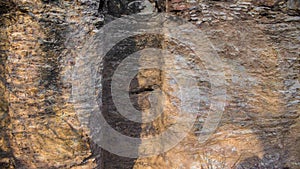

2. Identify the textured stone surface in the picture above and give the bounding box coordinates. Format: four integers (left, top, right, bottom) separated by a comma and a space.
0, 0, 299, 169
0, 0, 98, 168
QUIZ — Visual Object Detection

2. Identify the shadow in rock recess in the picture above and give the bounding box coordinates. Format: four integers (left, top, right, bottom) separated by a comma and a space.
90, 34, 165, 169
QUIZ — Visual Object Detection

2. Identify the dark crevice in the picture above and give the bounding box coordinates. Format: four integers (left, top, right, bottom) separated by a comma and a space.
0, 1, 16, 16
129, 87, 155, 95
95, 32, 165, 168
98, 0, 155, 18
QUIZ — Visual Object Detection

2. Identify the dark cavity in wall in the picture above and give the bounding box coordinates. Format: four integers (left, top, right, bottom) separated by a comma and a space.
0, 1, 16, 16
98, 0, 165, 18
90, 1, 165, 168
90, 1, 168, 168
91, 34, 165, 169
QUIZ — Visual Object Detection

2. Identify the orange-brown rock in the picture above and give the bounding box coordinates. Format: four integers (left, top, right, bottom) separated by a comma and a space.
0, 0, 299, 169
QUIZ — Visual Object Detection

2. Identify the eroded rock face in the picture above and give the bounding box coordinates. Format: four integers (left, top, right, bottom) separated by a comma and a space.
0, 0, 99, 168
253, 0, 300, 10
0, 0, 299, 169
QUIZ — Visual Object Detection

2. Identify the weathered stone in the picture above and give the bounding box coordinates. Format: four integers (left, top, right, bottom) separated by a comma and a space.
0, 0, 299, 169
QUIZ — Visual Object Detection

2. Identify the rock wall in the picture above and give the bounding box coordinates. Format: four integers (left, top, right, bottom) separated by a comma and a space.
0, 0, 299, 169
0, 0, 99, 168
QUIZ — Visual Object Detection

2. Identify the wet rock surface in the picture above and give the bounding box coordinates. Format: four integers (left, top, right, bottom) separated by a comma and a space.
0, 0, 299, 169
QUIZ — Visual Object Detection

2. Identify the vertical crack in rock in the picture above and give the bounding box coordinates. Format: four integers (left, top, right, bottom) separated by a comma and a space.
97, 34, 165, 168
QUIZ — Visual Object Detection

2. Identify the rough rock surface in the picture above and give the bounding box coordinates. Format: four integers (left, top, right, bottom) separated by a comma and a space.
0, 0, 299, 169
